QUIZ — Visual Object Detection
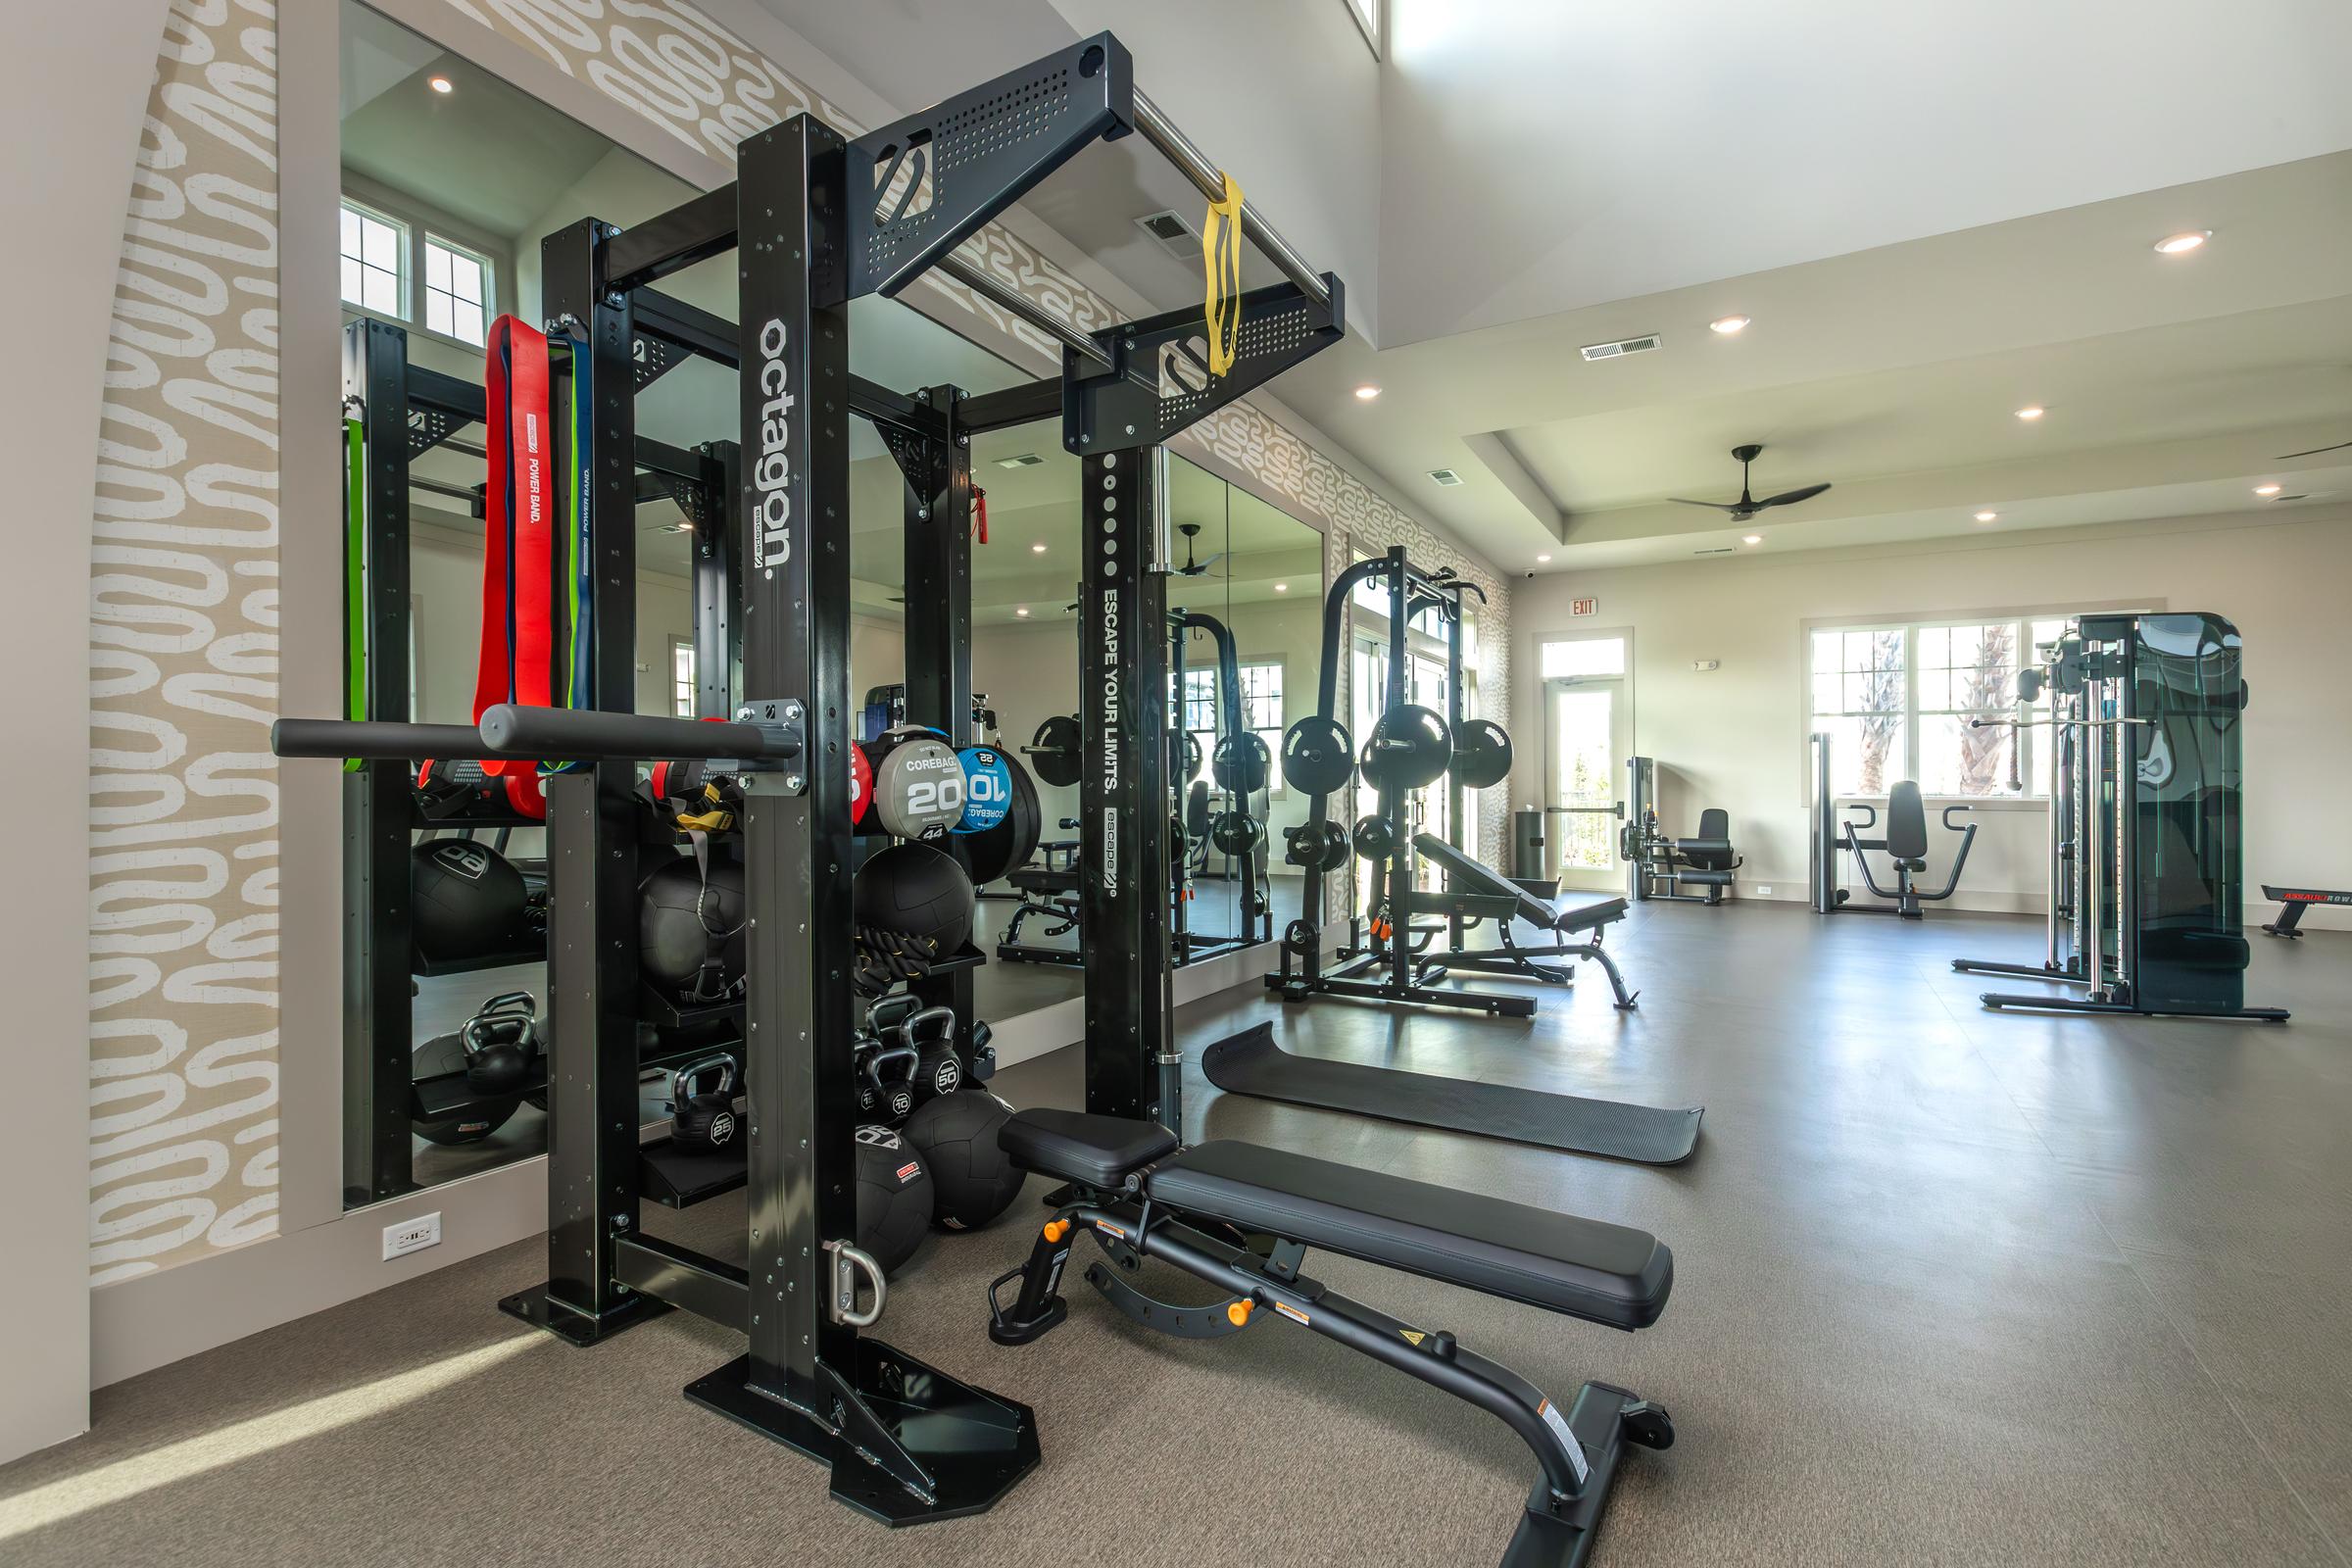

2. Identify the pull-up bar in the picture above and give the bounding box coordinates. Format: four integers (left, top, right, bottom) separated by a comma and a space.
1130, 90, 1333, 314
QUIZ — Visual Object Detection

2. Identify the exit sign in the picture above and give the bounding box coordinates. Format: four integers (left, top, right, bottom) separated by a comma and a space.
1570, 598, 1597, 617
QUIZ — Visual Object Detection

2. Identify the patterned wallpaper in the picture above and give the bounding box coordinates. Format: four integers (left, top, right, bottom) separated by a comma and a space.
88, 0, 284, 1283
82, 0, 1510, 1279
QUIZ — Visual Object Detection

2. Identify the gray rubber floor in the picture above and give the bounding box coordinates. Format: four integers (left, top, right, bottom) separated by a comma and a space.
5, 902, 2346, 1566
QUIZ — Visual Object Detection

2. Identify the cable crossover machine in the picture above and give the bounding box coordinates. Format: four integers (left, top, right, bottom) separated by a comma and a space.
278, 37, 1678, 1566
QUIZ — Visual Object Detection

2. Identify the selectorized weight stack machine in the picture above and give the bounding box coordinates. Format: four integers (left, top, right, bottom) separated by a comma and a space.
1951, 612, 2287, 1020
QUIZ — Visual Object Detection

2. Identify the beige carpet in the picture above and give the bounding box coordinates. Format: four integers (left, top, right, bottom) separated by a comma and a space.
5, 906, 2348, 1567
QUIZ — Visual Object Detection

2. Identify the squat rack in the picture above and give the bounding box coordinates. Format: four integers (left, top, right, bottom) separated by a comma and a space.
283, 34, 1342, 1526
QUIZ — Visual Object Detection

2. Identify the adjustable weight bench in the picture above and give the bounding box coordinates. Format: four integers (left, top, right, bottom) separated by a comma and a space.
1407, 834, 1640, 1007
988, 1109, 1675, 1566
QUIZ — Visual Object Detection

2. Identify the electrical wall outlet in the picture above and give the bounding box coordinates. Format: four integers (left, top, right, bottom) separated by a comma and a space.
382, 1212, 442, 1261
1754, 885, 1774, 897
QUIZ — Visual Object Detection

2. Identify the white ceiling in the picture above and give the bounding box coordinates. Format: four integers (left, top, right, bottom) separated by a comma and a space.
1377, 0, 2352, 346
368, 0, 2352, 589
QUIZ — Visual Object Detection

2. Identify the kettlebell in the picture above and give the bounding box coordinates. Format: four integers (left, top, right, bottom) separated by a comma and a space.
897, 1004, 964, 1111
461, 992, 539, 1094
858, 1042, 921, 1124
670, 1054, 739, 1152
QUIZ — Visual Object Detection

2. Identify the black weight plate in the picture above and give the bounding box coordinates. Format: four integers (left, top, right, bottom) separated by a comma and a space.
1211, 731, 1271, 794
1358, 704, 1451, 792
1280, 713, 1352, 795
1352, 813, 1396, 860
1285, 819, 1349, 872
1025, 713, 1082, 788
1450, 718, 1514, 790
1210, 810, 1264, 857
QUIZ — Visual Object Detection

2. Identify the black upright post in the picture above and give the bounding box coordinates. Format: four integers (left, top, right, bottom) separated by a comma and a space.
691, 440, 738, 718
1080, 445, 1175, 1128
498, 219, 661, 1345
1384, 548, 1412, 993
1168, 616, 1191, 960
901, 385, 977, 1035
345, 318, 418, 1204
1446, 589, 1467, 949
682, 116, 1038, 1523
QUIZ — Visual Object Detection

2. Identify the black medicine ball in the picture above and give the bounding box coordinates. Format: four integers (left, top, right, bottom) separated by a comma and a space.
639, 850, 749, 996
411, 838, 527, 965
852, 841, 975, 957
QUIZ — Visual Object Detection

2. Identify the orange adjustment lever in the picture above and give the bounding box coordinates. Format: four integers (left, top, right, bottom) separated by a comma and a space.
1226, 1300, 1253, 1327
1043, 1219, 1071, 1244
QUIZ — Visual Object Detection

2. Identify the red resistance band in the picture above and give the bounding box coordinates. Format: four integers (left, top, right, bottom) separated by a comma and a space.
474, 317, 555, 777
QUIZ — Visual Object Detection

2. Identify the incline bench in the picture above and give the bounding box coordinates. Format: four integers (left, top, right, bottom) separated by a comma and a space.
988, 1109, 1675, 1565
1407, 833, 1640, 1007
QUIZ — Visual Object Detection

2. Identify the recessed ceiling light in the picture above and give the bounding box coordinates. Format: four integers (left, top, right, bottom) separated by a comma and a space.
1741, 534, 1762, 545
2153, 230, 2210, 255
1535, 553, 1552, 564
427, 74, 454, 94
1014, 607, 1030, 617
2254, 483, 2282, 496
1708, 315, 1750, 335
2014, 406, 2045, 421
1353, 384, 1382, 401
1974, 510, 1998, 522
1273, 582, 1289, 593
1029, 541, 1048, 553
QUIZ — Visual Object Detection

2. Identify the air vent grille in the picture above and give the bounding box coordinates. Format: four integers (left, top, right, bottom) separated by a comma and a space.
995, 453, 1046, 469
1136, 209, 1200, 267
1428, 468, 1464, 487
1581, 333, 1662, 362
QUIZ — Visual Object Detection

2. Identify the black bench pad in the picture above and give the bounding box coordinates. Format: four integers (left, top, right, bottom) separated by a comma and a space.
1157, 1141, 1670, 1330
1413, 833, 1627, 934
1000, 1108, 1178, 1189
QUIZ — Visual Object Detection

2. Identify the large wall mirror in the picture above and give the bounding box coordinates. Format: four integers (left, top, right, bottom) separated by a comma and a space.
335, 0, 1034, 1207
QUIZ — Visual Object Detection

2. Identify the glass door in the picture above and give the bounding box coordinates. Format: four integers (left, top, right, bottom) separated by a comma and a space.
1544, 675, 1629, 890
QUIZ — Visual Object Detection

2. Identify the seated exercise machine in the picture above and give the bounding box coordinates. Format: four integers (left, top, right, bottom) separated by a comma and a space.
1622, 756, 1740, 905
2260, 886, 2351, 938
1953, 614, 2288, 1018
987, 1109, 1675, 1565
1809, 739, 1977, 918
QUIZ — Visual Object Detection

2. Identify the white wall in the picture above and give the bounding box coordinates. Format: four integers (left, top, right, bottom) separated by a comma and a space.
0, 0, 172, 1466
1508, 507, 2352, 927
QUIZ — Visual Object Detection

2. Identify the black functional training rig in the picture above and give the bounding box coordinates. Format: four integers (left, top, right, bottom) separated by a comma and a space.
285, 38, 1675, 1562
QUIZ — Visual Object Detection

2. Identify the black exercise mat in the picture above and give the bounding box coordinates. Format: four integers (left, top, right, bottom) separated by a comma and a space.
1201, 1022, 1702, 1165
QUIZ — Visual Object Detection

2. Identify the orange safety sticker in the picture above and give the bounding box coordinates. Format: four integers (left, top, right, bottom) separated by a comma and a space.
1273, 1300, 1310, 1327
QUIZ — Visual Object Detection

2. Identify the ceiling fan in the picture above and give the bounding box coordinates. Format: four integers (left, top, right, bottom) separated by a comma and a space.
2276, 437, 2351, 459
1670, 443, 1832, 521
1173, 521, 1226, 577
